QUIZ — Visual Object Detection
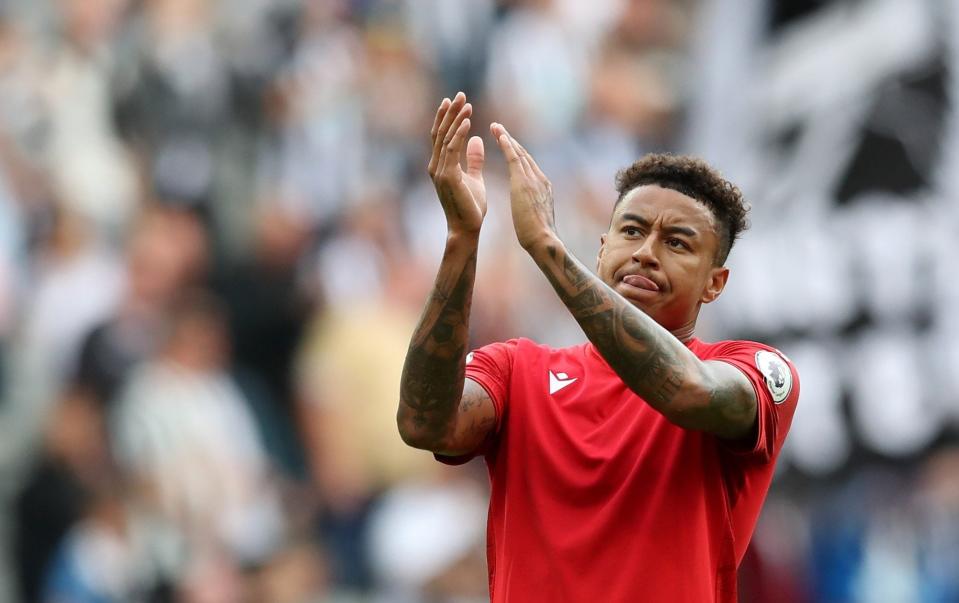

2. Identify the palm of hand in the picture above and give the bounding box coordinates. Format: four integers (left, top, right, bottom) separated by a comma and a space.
429, 94, 487, 235
434, 159, 486, 234
460, 169, 487, 227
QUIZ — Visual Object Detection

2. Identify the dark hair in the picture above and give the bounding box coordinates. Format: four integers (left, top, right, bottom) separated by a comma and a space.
614, 153, 750, 265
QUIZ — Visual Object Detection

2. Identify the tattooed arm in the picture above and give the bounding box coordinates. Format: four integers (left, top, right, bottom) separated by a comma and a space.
397, 233, 496, 454
397, 93, 497, 454
489, 123, 756, 440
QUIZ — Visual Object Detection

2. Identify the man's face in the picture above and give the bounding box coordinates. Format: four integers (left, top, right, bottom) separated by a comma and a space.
596, 185, 729, 332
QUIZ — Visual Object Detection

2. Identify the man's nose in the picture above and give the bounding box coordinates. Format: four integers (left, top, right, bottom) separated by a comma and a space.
632, 235, 660, 268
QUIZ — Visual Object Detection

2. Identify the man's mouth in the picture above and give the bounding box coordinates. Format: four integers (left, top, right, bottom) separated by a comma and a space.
621, 274, 660, 292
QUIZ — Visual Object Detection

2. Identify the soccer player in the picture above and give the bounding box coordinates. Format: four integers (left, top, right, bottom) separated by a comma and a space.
398, 92, 799, 602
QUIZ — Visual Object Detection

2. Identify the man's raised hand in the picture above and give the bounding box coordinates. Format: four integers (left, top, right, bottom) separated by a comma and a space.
490, 122, 557, 252
429, 93, 486, 236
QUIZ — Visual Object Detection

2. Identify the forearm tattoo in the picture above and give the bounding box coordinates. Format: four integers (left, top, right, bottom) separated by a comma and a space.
539, 244, 688, 408
399, 245, 476, 444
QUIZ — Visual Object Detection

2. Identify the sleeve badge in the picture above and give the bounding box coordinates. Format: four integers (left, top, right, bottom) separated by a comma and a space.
755, 350, 792, 404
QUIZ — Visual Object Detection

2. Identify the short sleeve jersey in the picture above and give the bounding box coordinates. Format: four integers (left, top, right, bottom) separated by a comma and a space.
441, 337, 799, 603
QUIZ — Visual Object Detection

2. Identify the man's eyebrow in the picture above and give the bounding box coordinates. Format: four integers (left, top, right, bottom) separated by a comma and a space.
619, 212, 650, 227
618, 212, 698, 238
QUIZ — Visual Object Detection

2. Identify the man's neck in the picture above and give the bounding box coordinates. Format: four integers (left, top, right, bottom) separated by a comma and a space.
670, 319, 697, 343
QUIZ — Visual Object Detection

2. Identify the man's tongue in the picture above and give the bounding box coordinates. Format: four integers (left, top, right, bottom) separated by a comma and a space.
623, 274, 660, 291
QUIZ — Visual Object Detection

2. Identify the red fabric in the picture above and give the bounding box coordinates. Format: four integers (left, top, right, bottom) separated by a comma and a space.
439, 337, 799, 603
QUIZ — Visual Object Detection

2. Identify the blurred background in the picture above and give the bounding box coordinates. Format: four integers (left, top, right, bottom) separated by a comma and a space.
0, 0, 956, 601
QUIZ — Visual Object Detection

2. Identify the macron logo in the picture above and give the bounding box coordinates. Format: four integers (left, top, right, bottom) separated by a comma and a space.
549, 371, 578, 395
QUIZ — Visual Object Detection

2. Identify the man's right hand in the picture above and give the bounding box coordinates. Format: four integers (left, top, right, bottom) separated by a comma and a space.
399, 94, 493, 455
428, 92, 486, 235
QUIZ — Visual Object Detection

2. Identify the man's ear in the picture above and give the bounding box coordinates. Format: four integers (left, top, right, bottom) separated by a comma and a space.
701, 266, 729, 304
596, 233, 608, 271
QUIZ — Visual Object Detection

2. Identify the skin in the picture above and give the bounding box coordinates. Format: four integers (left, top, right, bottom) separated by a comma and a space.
397, 93, 757, 455
597, 185, 728, 339
397, 93, 496, 455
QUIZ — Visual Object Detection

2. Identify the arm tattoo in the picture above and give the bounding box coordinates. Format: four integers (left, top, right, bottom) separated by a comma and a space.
537, 243, 688, 408
707, 379, 755, 425
398, 242, 476, 446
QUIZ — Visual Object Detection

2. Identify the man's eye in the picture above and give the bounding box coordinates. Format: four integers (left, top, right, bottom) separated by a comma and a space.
622, 226, 641, 236
667, 238, 688, 250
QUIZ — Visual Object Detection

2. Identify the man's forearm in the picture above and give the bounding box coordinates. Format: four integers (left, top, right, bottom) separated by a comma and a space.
398, 233, 478, 449
530, 238, 701, 411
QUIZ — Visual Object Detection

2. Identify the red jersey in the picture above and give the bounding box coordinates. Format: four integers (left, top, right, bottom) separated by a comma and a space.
440, 337, 799, 603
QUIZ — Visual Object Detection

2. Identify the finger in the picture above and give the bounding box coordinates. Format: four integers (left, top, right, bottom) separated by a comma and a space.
513, 139, 548, 183
500, 129, 532, 180
465, 136, 485, 179
428, 98, 451, 174
442, 117, 472, 176
493, 124, 534, 180
438, 105, 473, 173
514, 139, 534, 179
436, 101, 470, 176
490, 121, 506, 143
433, 92, 466, 162
430, 97, 451, 143
442, 103, 472, 148
493, 126, 523, 176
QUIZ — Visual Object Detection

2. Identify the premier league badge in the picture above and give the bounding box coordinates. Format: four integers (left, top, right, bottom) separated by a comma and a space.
755, 350, 792, 404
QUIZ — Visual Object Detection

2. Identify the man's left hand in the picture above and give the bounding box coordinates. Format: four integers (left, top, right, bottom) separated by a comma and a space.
491, 123, 558, 252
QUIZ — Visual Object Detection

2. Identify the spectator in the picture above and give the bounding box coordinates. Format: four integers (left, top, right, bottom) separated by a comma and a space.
112, 290, 285, 566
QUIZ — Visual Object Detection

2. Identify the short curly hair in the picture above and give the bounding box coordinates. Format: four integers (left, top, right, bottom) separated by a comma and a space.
614, 153, 750, 265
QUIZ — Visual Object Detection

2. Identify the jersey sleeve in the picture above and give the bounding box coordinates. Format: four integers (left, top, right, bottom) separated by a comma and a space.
708, 341, 800, 463
433, 339, 518, 465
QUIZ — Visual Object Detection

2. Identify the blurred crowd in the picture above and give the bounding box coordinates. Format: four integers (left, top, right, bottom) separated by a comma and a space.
0, 0, 956, 601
